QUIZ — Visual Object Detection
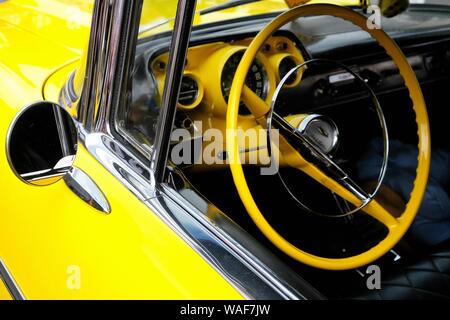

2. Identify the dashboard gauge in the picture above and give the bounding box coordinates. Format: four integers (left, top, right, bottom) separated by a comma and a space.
221, 51, 268, 114
279, 56, 298, 85
178, 75, 199, 108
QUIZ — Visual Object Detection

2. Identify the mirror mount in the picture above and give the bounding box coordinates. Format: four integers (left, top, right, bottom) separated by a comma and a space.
6, 101, 110, 213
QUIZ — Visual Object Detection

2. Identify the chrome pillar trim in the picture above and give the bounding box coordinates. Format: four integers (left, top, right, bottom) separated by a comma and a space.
95, 0, 143, 134
77, 0, 143, 134
77, 0, 108, 131
60, 71, 78, 109
64, 167, 111, 214
69, 0, 323, 300
81, 129, 156, 201
151, 0, 197, 182
0, 258, 25, 300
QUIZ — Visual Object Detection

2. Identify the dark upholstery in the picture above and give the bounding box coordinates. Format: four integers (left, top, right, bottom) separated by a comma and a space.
355, 246, 450, 299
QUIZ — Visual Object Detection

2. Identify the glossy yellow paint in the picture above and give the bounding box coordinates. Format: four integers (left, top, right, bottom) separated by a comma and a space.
0, 109, 243, 299
0, 0, 372, 299
0, 0, 242, 299
139, 0, 366, 37
226, 4, 431, 271
0, 280, 12, 300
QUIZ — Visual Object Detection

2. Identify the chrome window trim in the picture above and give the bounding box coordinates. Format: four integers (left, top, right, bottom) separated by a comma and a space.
68, 0, 324, 300
0, 258, 25, 300
81, 129, 322, 300
160, 183, 324, 300
60, 71, 78, 109
114, 123, 153, 161
150, 0, 197, 182
82, 129, 156, 202
76, 0, 143, 134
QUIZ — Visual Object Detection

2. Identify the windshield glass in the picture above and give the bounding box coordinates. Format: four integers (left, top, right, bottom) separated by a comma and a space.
122, 0, 450, 154
139, 0, 450, 37
139, 0, 374, 37
410, 0, 449, 4
140, 0, 287, 37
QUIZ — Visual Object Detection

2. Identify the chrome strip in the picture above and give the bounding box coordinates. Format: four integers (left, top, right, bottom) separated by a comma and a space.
70, 0, 323, 300
83, 130, 156, 202
77, 0, 143, 133
151, 0, 197, 182
81, 130, 322, 300
76, 0, 106, 131
0, 258, 25, 300
64, 167, 111, 214
159, 183, 324, 300
60, 72, 78, 109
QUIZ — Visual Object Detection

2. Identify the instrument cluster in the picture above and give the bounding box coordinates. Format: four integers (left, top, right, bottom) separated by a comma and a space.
149, 35, 305, 117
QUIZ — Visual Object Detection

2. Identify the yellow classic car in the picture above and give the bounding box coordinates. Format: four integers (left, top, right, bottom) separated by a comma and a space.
0, 0, 449, 301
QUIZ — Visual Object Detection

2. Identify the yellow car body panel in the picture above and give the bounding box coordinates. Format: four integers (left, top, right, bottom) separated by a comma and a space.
0, 71, 243, 301
0, 0, 367, 299
0, 0, 243, 299
0, 143, 243, 299
0, 280, 12, 300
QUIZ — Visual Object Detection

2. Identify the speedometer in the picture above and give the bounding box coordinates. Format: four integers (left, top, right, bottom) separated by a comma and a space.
221, 51, 268, 114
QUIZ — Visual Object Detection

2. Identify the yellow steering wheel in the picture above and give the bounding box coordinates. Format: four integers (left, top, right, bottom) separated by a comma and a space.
226, 4, 431, 270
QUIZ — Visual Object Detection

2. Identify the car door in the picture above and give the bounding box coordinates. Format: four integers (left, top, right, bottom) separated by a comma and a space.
0, 0, 242, 300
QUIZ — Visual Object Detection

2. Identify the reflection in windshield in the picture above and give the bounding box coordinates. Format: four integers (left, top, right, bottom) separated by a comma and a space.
139, 0, 289, 36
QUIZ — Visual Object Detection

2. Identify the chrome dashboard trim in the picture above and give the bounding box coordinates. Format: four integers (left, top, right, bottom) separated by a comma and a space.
0, 258, 25, 300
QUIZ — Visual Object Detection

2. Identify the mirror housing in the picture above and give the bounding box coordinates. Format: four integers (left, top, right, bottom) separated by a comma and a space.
6, 102, 78, 186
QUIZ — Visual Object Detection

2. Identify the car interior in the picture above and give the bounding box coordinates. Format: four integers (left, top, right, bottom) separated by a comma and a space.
116, 5, 450, 299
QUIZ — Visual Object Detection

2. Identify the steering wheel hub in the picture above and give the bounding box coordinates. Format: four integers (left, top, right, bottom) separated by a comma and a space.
298, 114, 339, 155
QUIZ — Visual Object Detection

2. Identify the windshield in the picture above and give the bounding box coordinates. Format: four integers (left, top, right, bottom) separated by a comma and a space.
116, 0, 449, 156
139, 0, 368, 37
140, 0, 286, 36
139, 0, 450, 37
410, 0, 449, 4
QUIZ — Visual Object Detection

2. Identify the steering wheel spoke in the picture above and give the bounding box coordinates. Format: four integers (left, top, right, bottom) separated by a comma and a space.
242, 83, 401, 229
241, 85, 270, 123
282, 139, 399, 227
364, 199, 400, 230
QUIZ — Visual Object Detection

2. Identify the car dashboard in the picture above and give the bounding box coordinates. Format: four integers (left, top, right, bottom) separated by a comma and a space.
150, 35, 304, 117
121, 4, 450, 160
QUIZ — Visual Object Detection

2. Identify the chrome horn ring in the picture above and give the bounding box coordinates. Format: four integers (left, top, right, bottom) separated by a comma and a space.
266, 59, 390, 218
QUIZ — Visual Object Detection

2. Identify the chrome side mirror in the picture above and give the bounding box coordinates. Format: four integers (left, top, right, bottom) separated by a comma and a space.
6, 102, 78, 186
